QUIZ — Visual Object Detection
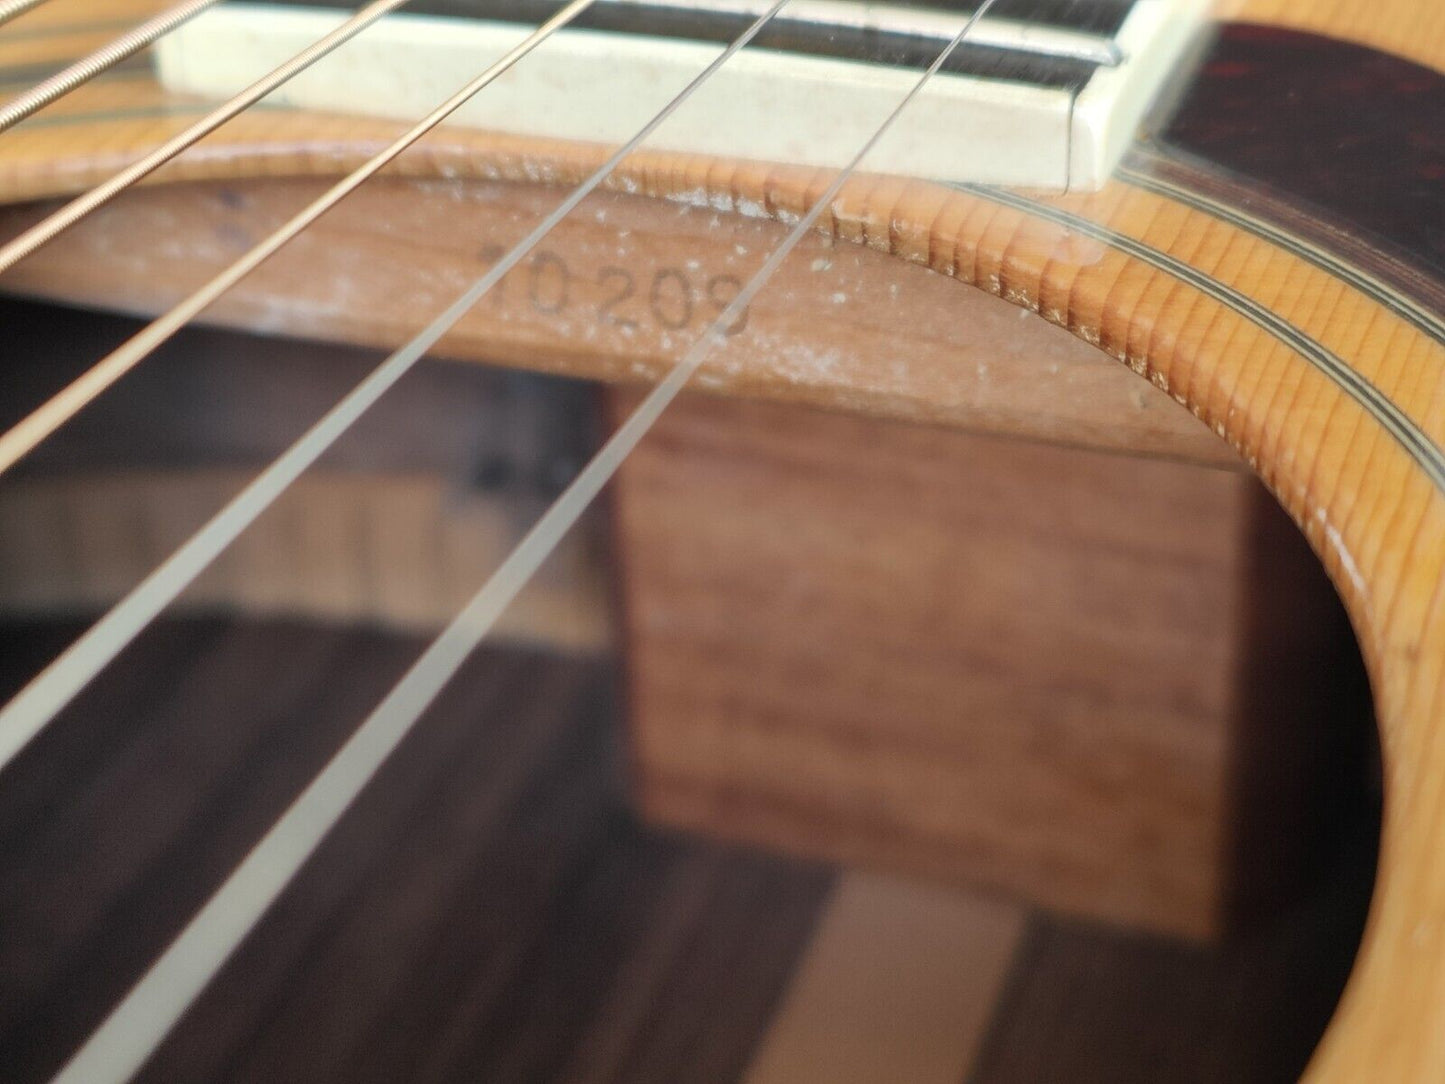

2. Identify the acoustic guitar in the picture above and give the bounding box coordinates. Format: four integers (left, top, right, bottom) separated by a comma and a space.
0, 0, 1440, 1080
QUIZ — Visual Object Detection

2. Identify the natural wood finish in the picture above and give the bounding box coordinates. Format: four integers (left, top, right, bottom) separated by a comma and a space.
0, 615, 1376, 1083
612, 389, 1360, 940
0, 0, 1442, 1076
0, 618, 833, 1084
0, 177, 1237, 467
0, 295, 611, 647
0, 0, 163, 72
0, 468, 610, 648
743, 872, 1024, 1084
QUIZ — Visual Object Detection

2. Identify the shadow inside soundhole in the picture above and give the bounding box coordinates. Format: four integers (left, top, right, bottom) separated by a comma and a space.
0, 296, 1379, 1083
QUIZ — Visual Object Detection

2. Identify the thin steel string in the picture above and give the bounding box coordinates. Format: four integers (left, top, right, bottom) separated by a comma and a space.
0, 0, 412, 277
0, 0, 790, 778
0, 0, 47, 29
0, 0, 598, 478
0, 0, 223, 133
42, 4, 997, 1083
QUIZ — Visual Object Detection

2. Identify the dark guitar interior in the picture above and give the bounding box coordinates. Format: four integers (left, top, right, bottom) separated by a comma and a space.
0, 293, 1382, 1083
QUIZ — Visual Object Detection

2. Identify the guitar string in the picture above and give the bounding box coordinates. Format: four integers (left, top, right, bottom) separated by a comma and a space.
43, 5, 997, 1083
0, 0, 414, 277
0, 0, 601, 478
0, 0, 47, 30
0, 0, 223, 133
0, 0, 791, 775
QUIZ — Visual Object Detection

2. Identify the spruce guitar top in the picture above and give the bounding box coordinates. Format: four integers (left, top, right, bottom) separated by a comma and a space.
0, 0, 1441, 1081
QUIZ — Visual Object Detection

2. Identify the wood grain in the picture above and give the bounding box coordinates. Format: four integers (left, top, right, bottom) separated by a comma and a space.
0, 615, 1376, 1083
611, 389, 1362, 940
1154, 25, 1445, 283
0, 467, 611, 646
0, 0, 1442, 1077
1221, 0, 1445, 74
969, 814, 1377, 1084
0, 177, 1240, 467
0, 617, 834, 1084
0, 295, 611, 646
0, 0, 164, 74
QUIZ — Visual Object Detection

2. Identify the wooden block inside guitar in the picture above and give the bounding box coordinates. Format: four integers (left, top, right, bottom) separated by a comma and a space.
608, 388, 1365, 941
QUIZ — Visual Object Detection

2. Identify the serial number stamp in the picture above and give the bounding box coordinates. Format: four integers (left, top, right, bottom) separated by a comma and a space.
476, 245, 749, 338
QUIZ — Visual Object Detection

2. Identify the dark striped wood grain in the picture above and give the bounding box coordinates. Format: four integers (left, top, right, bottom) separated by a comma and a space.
0, 616, 1377, 1082
969, 818, 1377, 1084
0, 619, 832, 1084
1156, 25, 1445, 280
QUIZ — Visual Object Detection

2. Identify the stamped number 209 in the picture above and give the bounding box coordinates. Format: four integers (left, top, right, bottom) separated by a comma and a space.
477, 245, 749, 337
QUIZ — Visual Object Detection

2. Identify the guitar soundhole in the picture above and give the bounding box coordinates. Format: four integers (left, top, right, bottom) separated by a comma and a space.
0, 296, 1378, 1083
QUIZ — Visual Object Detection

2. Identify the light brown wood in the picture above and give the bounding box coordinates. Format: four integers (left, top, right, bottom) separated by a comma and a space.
0, 0, 1442, 1077
742, 872, 1025, 1084
611, 388, 1358, 940
0, 467, 610, 648
0, 0, 161, 72
0, 177, 1240, 467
